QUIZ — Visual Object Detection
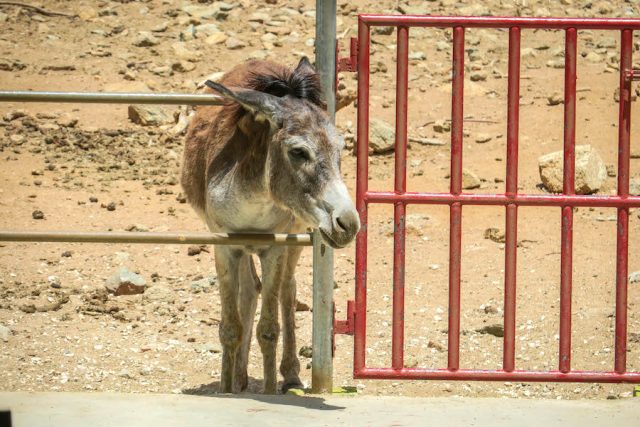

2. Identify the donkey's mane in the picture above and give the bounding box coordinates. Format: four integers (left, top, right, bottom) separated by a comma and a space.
247, 63, 325, 109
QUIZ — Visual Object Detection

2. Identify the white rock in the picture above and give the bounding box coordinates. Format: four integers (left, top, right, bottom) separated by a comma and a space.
538, 145, 607, 194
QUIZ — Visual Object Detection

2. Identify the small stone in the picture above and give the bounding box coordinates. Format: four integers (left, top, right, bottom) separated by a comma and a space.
0, 325, 10, 342
433, 120, 451, 133
470, 71, 488, 81
20, 304, 37, 314
133, 32, 159, 47
369, 118, 395, 154
629, 271, 640, 284
475, 133, 492, 143
538, 145, 607, 194
128, 105, 173, 126
89, 196, 98, 203
143, 285, 175, 304
484, 227, 506, 243
606, 164, 616, 177
204, 32, 228, 45
32, 210, 44, 220
56, 115, 78, 128
48, 275, 62, 289
61, 251, 72, 258
299, 345, 313, 358
427, 340, 446, 352
4, 109, 27, 121
462, 169, 481, 189
547, 92, 564, 106
584, 52, 602, 63
105, 267, 147, 296
172, 61, 196, 73
225, 37, 246, 50
191, 276, 216, 293
408, 51, 426, 61
187, 245, 208, 256
484, 304, 499, 314
172, 42, 202, 62
296, 300, 311, 311
105, 202, 116, 211
477, 324, 504, 337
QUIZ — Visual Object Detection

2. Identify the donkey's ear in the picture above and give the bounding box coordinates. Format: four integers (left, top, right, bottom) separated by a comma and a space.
295, 56, 317, 74
204, 80, 284, 126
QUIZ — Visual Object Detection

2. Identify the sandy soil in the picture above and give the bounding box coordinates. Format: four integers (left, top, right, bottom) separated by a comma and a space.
1, 0, 639, 399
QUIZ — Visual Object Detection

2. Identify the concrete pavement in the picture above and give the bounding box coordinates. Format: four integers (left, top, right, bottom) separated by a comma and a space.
0, 392, 638, 427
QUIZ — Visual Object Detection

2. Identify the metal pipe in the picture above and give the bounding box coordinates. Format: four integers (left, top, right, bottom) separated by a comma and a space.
311, 229, 334, 393
447, 26, 465, 372
363, 192, 640, 208
615, 29, 633, 374
359, 15, 640, 30
354, 367, 640, 383
0, 90, 224, 106
0, 230, 313, 246
311, 0, 336, 394
503, 27, 521, 373
354, 17, 371, 375
391, 26, 409, 370
559, 27, 577, 374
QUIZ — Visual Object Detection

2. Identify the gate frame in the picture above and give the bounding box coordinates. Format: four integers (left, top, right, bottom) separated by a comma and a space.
352, 15, 640, 383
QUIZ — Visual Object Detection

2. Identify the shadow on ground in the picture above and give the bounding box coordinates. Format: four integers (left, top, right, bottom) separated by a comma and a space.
182, 378, 345, 411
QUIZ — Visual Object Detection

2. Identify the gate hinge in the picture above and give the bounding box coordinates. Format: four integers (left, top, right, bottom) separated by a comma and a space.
336, 37, 359, 73
332, 300, 355, 358
624, 68, 640, 81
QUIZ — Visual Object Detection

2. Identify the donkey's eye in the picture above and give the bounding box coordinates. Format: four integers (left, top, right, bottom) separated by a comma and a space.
288, 148, 310, 161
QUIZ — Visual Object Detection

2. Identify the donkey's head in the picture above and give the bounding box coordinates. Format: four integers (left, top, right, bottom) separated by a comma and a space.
205, 62, 359, 248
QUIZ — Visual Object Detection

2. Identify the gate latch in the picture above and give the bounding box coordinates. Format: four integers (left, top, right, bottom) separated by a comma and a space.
624, 68, 640, 81
332, 299, 355, 357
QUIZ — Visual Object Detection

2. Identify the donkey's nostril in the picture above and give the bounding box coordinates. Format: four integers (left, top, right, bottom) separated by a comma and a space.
336, 216, 347, 232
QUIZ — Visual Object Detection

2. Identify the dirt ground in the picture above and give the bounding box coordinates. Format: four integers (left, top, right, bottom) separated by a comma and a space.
1, 0, 639, 400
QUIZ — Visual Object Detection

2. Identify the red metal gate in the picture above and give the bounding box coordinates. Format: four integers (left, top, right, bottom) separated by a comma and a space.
350, 15, 640, 382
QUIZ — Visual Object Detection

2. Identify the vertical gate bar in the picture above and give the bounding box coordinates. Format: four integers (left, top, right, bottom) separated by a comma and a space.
392, 25, 409, 370
311, 0, 336, 393
615, 28, 633, 374
503, 26, 521, 373
559, 27, 577, 374
448, 26, 465, 371
354, 18, 371, 375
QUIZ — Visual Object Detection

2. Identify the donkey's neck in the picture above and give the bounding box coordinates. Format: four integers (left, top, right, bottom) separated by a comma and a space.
204, 120, 295, 233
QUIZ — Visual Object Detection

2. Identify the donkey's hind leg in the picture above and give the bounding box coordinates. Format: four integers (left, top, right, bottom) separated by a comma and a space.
215, 246, 243, 393
234, 254, 260, 392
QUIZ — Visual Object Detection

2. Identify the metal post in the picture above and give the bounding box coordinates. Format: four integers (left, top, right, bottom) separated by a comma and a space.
312, 0, 336, 393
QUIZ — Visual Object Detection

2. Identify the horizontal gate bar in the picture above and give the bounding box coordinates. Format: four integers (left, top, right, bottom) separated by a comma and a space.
359, 15, 640, 30
0, 231, 313, 246
0, 91, 225, 106
355, 368, 640, 383
365, 192, 640, 207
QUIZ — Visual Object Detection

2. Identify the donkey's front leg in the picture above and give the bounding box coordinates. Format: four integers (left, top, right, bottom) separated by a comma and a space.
280, 247, 304, 392
215, 246, 243, 393
258, 247, 285, 394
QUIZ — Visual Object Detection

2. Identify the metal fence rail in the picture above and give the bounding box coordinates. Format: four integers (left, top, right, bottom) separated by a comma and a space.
353, 15, 640, 383
0, 90, 225, 106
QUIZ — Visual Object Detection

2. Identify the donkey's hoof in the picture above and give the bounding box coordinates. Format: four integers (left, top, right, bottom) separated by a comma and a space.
281, 380, 304, 394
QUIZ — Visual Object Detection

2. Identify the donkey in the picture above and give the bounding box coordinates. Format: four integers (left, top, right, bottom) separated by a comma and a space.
181, 57, 360, 394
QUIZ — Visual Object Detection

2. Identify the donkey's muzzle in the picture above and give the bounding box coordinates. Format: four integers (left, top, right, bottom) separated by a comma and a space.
320, 208, 360, 249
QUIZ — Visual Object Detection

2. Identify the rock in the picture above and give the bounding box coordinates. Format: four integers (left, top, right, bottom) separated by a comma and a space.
0, 325, 10, 342
225, 37, 246, 50
128, 105, 173, 126
105, 267, 147, 296
48, 275, 62, 289
187, 245, 208, 256
538, 145, 607, 194
104, 202, 117, 211
77, 6, 98, 21
475, 133, 492, 143
0, 58, 26, 72
369, 118, 395, 154
143, 285, 175, 304
4, 109, 27, 121
547, 92, 564, 106
629, 271, 640, 284
299, 345, 313, 358
584, 52, 602, 63
427, 340, 446, 352
462, 169, 481, 189
408, 51, 426, 61
20, 304, 36, 314
172, 60, 196, 73
194, 23, 220, 38
32, 210, 44, 220
477, 323, 504, 337
133, 32, 159, 47
614, 87, 638, 103
172, 43, 202, 62
181, 4, 233, 20
373, 26, 394, 35
191, 276, 216, 293
61, 251, 72, 258
205, 32, 228, 45
433, 120, 451, 133
197, 343, 222, 354
296, 300, 311, 312
56, 115, 78, 128
484, 227, 505, 243
470, 71, 488, 81
458, 4, 492, 16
